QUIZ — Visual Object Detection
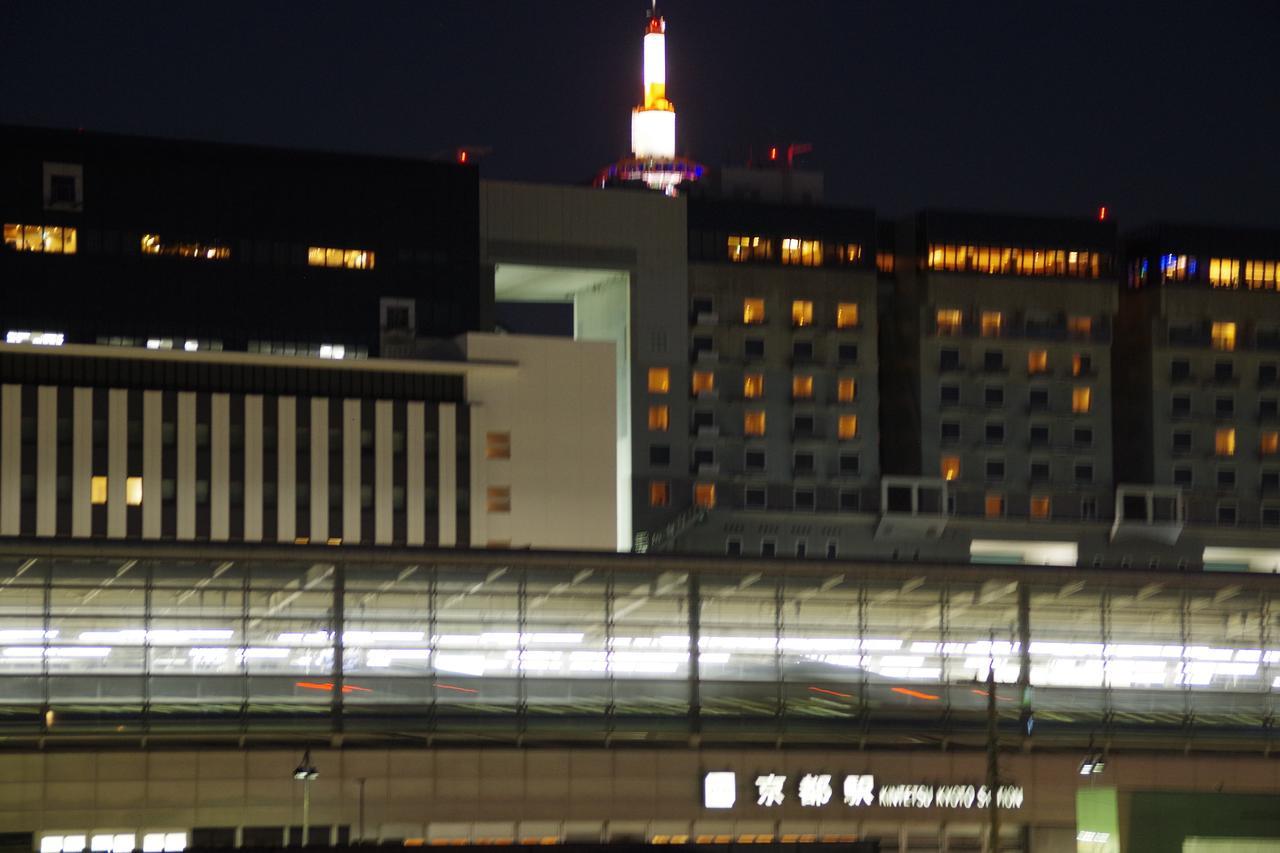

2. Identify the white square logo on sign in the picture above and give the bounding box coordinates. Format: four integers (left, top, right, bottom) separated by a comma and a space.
704, 771, 737, 809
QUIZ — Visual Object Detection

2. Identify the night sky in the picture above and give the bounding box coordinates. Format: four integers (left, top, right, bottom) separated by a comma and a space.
3, 1, 1278, 228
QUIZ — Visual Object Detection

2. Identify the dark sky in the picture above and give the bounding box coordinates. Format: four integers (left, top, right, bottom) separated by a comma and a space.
3, 1, 1278, 228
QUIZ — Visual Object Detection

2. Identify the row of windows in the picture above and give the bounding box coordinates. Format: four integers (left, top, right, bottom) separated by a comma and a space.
650, 481, 863, 513
648, 406, 859, 439
140, 233, 230, 260
927, 244, 1108, 278
648, 368, 857, 402
1170, 394, 1280, 422
1168, 426, 1269, 456
3, 223, 77, 254
941, 347, 1094, 377
941, 421, 1095, 447
939, 383, 1092, 413
692, 336, 860, 364
306, 246, 376, 270
651, 444, 862, 476
1173, 465, 1280, 490
726, 235, 862, 267
726, 537, 842, 558
941, 455, 1097, 485
935, 309, 1093, 338
1140, 254, 1280, 290
733, 298, 860, 328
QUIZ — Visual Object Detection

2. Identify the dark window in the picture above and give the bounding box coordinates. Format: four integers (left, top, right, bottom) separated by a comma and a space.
49, 174, 77, 205
1030, 424, 1050, 446
792, 340, 814, 361
385, 305, 411, 329
1080, 497, 1098, 520
794, 452, 815, 474
1030, 460, 1050, 481
745, 338, 765, 359
941, 422, 961, 443
1173, 466, 1193, 487
1215, 396, 1234, 418
1217, 468, 1236, 488
940, 349, 961, 371
761, 540, 777, 557
985, 422, 1005, 444
1262, 398, 1279, 418
1029, 388, 1049, 410
1263, 505, 1280, 527
726, 538, 742, 556
1171, 359, 1191, 382
1214, 361, 1234, 382
1074, 427, 1093, 446
1263, 470, 1280, 491
795, 541, 808, 558
693, 447, 715, 467
1260, 363, 1278, 386
1075, 354, 1093, 375
941, 385, 960, 405
839, 453, 860, 475
793, 414, 815, 436
794, 489, 816, 511
1172, 431, 1192, 453
826, 541, 838, 558
693, 410, 714, 430
1172, 395, 1191, 417
837, 343, 858, 364
983, 350, 1005, 371
1075, 463, 1094, 483
839, 490, 860, 512
984, 386, 1004, 407
649, 445, 671, 466
745, 487, 766, 509
692, 335, 713, 353
985, 459, 1005, 480
692, 297, 714, 316
1217, 504, 1237, 525
744, 449, 766, 471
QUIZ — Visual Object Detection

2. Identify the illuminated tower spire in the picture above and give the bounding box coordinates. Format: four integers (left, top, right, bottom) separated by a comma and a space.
631, 3, 676, 159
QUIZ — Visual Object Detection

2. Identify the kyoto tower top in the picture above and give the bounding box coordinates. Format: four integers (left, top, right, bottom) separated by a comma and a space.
596, 2, 703, 195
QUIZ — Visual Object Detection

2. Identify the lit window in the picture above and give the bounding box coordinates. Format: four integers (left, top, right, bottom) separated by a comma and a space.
648, 405, 669, 431
1211, 322, 1237, 351
649, 481, 670, 507
142, 234, 230, 260
876, 252, 895, 274
125, 476, 143, 506
744, 411, 766, 436
742, 298, 766, 325
985, 493, 1005, 518
792, 375, 814, 399
694, 483, 717, 508
1027, 350, 1048, 375
1072, 387, 1092, 414
936, 309, 963, 335
781, 238, 823, 266
837, 377, 856, 403
485, 432, 511, 459
838, 415, 858, 440
980, 311, 1003, 337
940, 455, 960, 481
3, 223, 77, 254
1215, 427, 1236, 456
648, 367, 670, 393
1262, 432, 1280, 455
307, 246, 375, 270
486, 486, 511, 513
691, 370, 714, 395
791, 300, 814, 327
836, 302, 859, 329
1072, 354, 1090, 377
1068, 316, 1093, 337
90, 475, 107, 505
1030, 496, 1051, 520
728, 235, 771, 262
1209, 258, 1241, 288
1245, 259, 1279, 290
743, 373, 764, 399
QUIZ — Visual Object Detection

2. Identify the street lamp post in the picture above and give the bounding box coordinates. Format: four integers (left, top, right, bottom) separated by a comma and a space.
293, 750, 319, 847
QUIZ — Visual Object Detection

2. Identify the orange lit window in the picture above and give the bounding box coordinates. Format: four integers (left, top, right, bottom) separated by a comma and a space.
980, 311, 1003, 337
837, 377, 856, 403
486, 486, 511, 513
1030, 496, 1051, 520
940, 456, 960, 481
936, 309, 963, 335
648, 405, 669, 431
1027, 350, 1048, 375
792, 300, 814, 327
1262, 432, 1279, 455
876, 252, 895, 274
1215, 427, 1236, 456
649, 481, 671, 507
90, 475, 107, 505
838, 415, 858, 440
782, 238, 823, 266
1072, 354, 1087, 377
985, 493, 1005, 518
1068, 316, 1093, 338
743, 373, 764, 399
792, 375, 814, 399
1072, 387, 1092, 414
485, 432, 511, 459
743, 298, 766, 325
146, 234, 231, 261
744, 411, 766, 436
4, 223, 77, 254
837, 303, 859, 329
307, 245, 373, 270
1209, 258, 1241, 288
728, 235, 771, 262
694, 483, 717, 509
648, 367, 670, 393
691, 370, 715, 395
1211, 322, 1237, 351
841, 244, 862, 263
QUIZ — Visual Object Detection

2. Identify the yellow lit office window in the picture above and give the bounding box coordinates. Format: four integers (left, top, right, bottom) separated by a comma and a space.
1215, 427, 1236, 456
1209, 258, 1240, 288
125, 477, 143, 507
837, 377, 856, 403
744, 411, 766, 436
928, 245, 945, 269
485, 432, 511, 459
980, 311, 1003, 337
142, 234, 230, 260
940, 456, 960, 481
1072, 354, 1086, 377
838, 415, 858, 440
648, 367, 671, 394
791, 300, 814, 327
727, 235, 771, 262
486, 486, 511, 513
836, 302, 859, 329
842, 244, 862, 263
1211, 321, 1236, 351
743, 373, 764, 399
1030, 496, 1051, 520
308, 246, 375, 270
1072, 387, 1092, 414
985, 493, 1005, 518
649, 481, 671, 507
742, 298, 766, 325
1027, 350, 1048, 375
691, 370, 715, 395
936, 309, 963, 335
90, 476, 107, 505
1068, 316, 1093, 337
792, 375, 814, 400
781, 238, 822, 266
648, 405, 669, 432
3, 223, 78, 254
1261, 432, 1279, 455
694, 483, 717, 509
1245, 259, 1279, 290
